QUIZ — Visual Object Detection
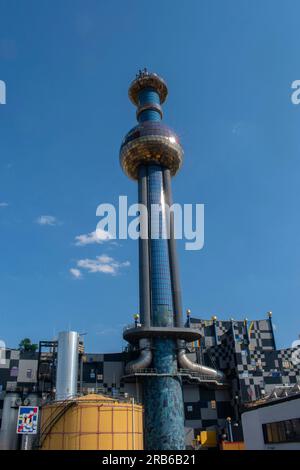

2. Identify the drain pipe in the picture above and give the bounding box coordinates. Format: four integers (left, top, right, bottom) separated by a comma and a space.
177, 340, 225, 381
125, 338, 152, 374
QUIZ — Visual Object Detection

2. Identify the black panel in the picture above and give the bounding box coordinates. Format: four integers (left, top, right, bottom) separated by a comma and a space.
103, 353, 124, 362
184, 402, 201, 420
216, 401, 234, 419
9, 359, 19, 368
262, 339, 274, 348
199, 389, 215, 401
264, 376, 282, 385
82, 362, 104, 383
202, 419, 218, 428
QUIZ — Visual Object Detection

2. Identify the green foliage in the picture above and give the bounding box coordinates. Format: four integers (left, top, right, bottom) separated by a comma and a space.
19, 338, 38, 352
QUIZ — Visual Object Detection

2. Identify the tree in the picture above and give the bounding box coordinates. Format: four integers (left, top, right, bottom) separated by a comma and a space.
19, 338, 38, 352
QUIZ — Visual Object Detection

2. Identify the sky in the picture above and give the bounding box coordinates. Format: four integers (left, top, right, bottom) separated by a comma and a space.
0, 0, 299, 352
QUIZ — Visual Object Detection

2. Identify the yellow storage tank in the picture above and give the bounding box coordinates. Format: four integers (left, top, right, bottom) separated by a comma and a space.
39, 394, 143, 450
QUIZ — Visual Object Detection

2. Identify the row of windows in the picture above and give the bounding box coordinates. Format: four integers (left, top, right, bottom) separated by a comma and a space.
263, 418, 300, 444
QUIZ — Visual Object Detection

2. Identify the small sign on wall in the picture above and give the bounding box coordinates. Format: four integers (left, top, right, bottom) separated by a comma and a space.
16, 406, 39, 434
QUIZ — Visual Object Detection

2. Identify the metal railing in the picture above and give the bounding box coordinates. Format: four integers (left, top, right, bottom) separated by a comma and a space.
123, 367, 227, 383
32, 395, 78, 449
123, 323, 141, 331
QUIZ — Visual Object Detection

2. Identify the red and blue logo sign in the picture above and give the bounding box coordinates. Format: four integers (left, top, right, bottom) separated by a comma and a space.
17, 406, 39, 434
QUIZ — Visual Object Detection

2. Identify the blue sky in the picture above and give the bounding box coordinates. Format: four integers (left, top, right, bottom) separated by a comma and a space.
0, 0, 299, 352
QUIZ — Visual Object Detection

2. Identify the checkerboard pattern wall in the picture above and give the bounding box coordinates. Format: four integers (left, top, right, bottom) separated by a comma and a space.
1, 317, 299, 436
190, 316, 300, 405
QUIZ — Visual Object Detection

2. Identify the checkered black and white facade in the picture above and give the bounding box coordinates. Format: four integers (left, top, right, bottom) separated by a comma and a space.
1, 315, 299, 442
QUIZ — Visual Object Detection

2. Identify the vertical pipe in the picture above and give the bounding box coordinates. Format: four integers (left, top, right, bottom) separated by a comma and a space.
212, 316, 218, 345
267, 312, 276, 350
132, 397, 135, 450
226, 418, 233, 442
230, 319, 235, 343
79, 354, 83, 395
138, 165, 151, 328
0, 393, 19, 450
244, 319, 250, 345
56, 331, 79, 400
163, 167, 183, 327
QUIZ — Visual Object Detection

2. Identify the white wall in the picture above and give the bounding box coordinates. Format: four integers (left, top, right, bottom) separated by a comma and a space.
242, 397, 300, 450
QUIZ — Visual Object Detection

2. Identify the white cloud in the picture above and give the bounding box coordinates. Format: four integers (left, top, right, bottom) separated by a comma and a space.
36, 215, 59, 226
76, 254, 130, 276
74, 229, 112, 246
0, 202, 9, 208
70, 268, 82, 279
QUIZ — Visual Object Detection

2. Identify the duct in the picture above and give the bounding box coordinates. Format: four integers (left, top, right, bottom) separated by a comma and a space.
163, 168, 183, 328
0, 393, 20, 450
125, 338, 152, 374
177, 340, 225, 382
56, 331, 79, 400
138, 165, 151, 328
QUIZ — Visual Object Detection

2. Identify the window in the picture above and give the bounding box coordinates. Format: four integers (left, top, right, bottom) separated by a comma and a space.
257, 359, 262, 368
26, 369, 32, 378
187, 405, 193, 412
10, 366, 18, 377
263, 418, 300, 444
211, 400, 216, 409
282, 360, 290, 369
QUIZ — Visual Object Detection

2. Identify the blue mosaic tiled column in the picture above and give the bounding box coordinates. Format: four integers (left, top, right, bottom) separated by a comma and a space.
143, 164, 185, 450
120, 71, 186, 450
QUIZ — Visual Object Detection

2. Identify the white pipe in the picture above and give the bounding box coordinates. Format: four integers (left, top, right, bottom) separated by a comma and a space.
125, 339, 152, 374
56, 331, 79, 400
177, 340, 225, 381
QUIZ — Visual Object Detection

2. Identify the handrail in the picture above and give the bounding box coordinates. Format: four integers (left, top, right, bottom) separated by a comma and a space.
32, 396, 78, 449
122, 367, 227, 384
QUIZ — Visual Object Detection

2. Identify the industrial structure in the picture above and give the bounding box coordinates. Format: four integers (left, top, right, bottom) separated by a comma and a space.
40, 394, 143, 450
0, 313, 300, 449
119, 69, 224, 449
0, 72, 299, 450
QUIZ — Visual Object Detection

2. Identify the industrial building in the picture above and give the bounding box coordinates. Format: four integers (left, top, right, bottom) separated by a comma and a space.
0, 313, 299, 449
242, 385, 300, 449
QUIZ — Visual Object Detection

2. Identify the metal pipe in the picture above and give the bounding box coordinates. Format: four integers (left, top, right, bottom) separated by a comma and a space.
132, 397, 135, 450
125, 338, 152, 374
0, 393, 20, 450
56, 331, 79, 400
177, 340, 225, 381
79, 354, 83, 395
138, 165, 151, 328
267, 311, 276, 350
212, 316, 219, 345
244, 318, 250, 345
163, 168, 183, 327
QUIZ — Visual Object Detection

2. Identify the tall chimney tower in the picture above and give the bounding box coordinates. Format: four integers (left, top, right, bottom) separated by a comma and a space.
120, 70, 222, 449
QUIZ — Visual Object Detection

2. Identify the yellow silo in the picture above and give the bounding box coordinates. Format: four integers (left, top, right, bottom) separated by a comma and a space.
39, 394, 143, 450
